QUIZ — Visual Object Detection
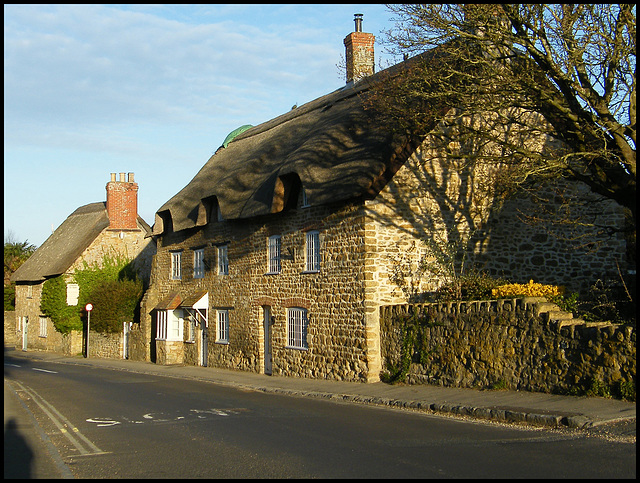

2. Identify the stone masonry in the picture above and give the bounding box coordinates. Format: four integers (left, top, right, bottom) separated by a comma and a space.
380, 298, 635, 396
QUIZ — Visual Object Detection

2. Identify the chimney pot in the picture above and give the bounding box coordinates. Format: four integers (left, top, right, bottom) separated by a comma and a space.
354, 13, 363, 32
119, 172, 126, 182
128, 172, 134, 183
111, 173, 116, 182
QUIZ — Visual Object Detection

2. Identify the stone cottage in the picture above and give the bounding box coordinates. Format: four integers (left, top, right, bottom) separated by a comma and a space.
10, 172, 156, 358
141, 17, 627, 382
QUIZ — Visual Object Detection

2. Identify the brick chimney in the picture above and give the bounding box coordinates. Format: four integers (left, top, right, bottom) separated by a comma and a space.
106, 172, 139, 230
344, 13, 375, 84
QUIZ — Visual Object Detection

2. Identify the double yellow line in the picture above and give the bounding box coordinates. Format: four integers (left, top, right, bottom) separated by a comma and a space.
8, 380, 107, 457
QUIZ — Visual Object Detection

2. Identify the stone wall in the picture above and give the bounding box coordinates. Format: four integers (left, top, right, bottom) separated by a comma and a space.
88, 330, 123, 359
380, 298, 635, 397
145, 193, 374, 381
4, 311, 16, 347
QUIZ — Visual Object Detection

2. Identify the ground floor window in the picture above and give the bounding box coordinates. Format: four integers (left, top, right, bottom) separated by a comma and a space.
156, 309, 183, 341
287, 307, 308, 349
39, 316, 47, 338
187, 312, 196, 342
216, 309, 229, 343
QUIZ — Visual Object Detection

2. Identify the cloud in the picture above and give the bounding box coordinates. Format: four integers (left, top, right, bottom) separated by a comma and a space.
4, 4, 343, 145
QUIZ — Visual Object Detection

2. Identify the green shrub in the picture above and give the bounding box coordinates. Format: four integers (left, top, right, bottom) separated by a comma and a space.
87, 278, 143, 333
40, 275, 82, 334
40, 252, 141, 334
4, 284, 16, 311
432, 272, 510, 301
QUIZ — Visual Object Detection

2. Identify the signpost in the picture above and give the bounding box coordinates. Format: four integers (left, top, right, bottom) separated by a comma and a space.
85, 303, 93, 358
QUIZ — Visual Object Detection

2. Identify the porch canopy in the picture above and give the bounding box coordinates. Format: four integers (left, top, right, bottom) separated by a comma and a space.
180, 291, 209, 327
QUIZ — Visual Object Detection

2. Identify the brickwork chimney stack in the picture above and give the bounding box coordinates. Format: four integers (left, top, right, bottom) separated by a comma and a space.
106, 172, 139, 230
344, 13, 375, 84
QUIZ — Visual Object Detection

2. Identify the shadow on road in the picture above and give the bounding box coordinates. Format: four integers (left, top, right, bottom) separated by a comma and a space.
4, 418, 34, 479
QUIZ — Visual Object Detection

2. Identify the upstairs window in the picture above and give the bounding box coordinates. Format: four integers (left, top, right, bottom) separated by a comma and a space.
301, 187, 310, 208
267, 235, 281, 274
218, 245, 229, 275
66, 283, 79, 306
170, 251, 182, 280
305, 231, 320, 272
193, 248, 205, 279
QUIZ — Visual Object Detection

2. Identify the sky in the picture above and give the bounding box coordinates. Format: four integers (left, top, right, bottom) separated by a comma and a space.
4, 4, 401, 248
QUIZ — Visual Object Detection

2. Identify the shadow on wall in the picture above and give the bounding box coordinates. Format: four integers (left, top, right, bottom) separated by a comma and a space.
363, 106, 626, 298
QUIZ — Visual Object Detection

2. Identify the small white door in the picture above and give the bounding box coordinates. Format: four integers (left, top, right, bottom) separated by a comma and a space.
21, 317, 28, 351
263, 307, 272, 375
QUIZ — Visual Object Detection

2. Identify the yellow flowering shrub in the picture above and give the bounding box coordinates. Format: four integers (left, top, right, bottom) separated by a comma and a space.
492, 279, 565, 298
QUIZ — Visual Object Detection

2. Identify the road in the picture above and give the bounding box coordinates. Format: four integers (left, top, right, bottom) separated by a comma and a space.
4, 352, 636, 478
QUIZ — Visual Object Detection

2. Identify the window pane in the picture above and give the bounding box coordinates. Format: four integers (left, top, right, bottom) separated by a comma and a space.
157, 311, 167, 340
194, 249, 205, 278
171, 252, 182, 280
268, 236, 281, 273
306, 231, 320, 271
287, 308, 308, 349
218, 245, 228, 275
217, 310, 229, 342
169, 310, 181, 340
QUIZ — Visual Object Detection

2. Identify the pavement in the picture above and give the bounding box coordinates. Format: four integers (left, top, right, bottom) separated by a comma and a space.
5, 347, 636, 478
5, 347, 635, 433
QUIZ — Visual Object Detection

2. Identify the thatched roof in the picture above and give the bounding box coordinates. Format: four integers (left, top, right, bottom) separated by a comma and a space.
153, 68, 412, 235
11, 202, 151, 283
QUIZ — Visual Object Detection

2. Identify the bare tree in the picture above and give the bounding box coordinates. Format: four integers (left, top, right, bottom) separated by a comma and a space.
366, 4, 635, 230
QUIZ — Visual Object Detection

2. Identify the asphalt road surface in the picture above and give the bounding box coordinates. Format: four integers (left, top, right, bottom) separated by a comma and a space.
4, 354, 636, 478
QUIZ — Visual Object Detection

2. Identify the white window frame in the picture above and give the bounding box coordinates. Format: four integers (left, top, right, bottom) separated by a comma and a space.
305, 230, 320, 272
168, 309, 183, 341
39, 316, 47, 338
218, 245, 229, 275
193, 248, 205, 279
66, 283, 80, 306
156, 310, 168, 340
267, 235, 281, 274
170, 251, 182, 280
216, 309, 229, 344
287, 307, 308, 350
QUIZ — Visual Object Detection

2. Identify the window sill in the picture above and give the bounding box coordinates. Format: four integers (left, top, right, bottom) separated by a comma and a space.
285, 345, 308, 351
265, 271, 280, 276
301, 270, 320, 274
215, 340, 229, 345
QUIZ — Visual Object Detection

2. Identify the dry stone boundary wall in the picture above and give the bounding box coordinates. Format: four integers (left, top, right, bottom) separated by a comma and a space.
380, 297, 635, 396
